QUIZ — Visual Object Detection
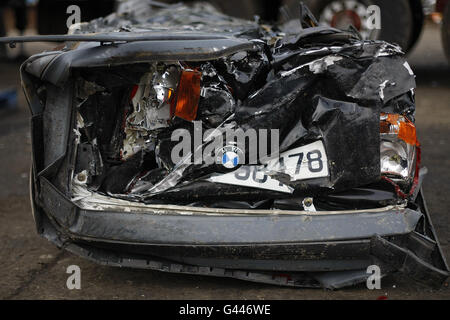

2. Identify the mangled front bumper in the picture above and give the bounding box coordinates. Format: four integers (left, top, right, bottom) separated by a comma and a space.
31, 174, 448, 289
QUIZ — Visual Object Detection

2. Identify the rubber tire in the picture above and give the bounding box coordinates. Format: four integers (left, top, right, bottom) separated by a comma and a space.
286, 0, 414, 52
442, 2, 450, 64
407, 0, 425, 52
37, 0, 115, 35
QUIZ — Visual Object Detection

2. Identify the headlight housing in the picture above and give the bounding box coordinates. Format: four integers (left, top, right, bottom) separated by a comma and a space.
380, 113, 419, 186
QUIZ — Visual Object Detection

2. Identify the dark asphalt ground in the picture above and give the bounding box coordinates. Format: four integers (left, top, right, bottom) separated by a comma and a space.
0, 22, 449, 299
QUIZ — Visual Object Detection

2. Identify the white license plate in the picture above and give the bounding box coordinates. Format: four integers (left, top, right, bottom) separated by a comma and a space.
207, 140, 329, 193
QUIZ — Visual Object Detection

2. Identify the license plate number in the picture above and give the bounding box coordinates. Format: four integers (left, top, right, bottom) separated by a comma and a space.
207, 140, 329, 193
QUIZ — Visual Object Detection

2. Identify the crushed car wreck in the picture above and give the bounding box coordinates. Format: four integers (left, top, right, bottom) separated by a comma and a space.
2, 1, 448, 289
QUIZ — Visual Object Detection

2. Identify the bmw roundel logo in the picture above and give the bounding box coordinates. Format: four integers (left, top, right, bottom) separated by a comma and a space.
222, 151, 239, 168
216, 145, 243, 169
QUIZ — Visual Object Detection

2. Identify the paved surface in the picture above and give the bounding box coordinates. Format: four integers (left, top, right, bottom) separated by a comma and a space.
0, 22, 449, 300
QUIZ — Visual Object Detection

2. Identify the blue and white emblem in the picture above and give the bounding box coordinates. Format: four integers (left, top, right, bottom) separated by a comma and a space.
222, 151, 239, 169
216, 145, 243, 169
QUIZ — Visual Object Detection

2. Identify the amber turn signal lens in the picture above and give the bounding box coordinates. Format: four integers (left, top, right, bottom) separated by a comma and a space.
380, 113, 418, 146
171, 70, 201, 121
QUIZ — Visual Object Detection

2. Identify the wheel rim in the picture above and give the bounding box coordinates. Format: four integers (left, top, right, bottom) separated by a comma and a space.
320, 0, 379, 40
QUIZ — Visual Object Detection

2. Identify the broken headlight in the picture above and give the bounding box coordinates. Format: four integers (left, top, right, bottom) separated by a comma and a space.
122, 64, 201, 160
380, 113, 419, 184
